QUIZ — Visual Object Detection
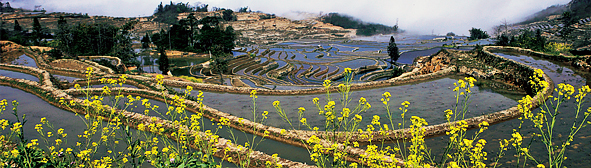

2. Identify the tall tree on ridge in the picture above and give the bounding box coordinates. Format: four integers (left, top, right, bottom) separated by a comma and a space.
158, 46, 169, 75
13, 20, 22, 32
32, 17, 43, 45
387, 36, 400, 68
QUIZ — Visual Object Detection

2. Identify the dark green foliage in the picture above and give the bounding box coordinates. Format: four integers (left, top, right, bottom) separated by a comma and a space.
55, 20, 137, 65
390, 66, 405, 78
141, 33, 151, 49
569, 0, 591, 20
559, 11, 575, 41
152, 16, 235, 55
238, 6, 249, 13
13, 20, 22, 32
151, 29, 169, 49
112, 21, 138, 64
57, 15, 67, 25
32, 17, 43, 45
153, 1, 205, 25
496, 29, 548, 52
211, 54, 230, 84
158, 47, 170, 75
47, 48, 63, 59
468, 28, 490, 40
446, 32, 456, 36
496, 34, 511, 46
320, 13, 399, 36
58, 23, 118, 56
5, 20, 30, 46
198, 17, 236, 54
55, 15, 69, 53
387, 36, 400, 66
222, 9, 236, 21
259, 14, 276, 20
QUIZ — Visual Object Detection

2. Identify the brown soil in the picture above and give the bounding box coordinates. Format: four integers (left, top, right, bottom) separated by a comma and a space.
49, 61, 87, 71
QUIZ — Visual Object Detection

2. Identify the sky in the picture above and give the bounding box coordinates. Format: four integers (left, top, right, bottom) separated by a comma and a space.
3, 0, 572, 35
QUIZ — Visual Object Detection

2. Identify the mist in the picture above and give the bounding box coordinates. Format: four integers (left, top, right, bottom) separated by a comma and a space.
4, 0, 572, 35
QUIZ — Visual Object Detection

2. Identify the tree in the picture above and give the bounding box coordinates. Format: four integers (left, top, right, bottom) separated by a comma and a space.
141, 33, 151, 49
56, 16, 71, 55
468, 28, 490, 40
496, 34, 510, 46
559, 11, 575, 42
222, 9, 236, 21
32, 17, 43, 45
186, 13, 198, 47
195, 4, 208, 12
13, 20, 22, 32
211, 54, 229, 84
222, 26, 236, 53
387, 36, 400, 67
112, 21, 138, 64
157, 2, 164, 13
238, 6, 249, 13
157, 47, 170, 75
57, 15, 67, 25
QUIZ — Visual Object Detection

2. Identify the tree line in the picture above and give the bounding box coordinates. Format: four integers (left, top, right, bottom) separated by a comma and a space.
52, 16, 137, 65
0, 17, 52, 46
152, 1, 238, 25
147, 13, 236, 55
146, 13, 236, 76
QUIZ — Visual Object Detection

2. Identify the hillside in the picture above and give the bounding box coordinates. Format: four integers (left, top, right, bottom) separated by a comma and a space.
0, 10, 353, 46
173, 11, 354, 45
495, 0, 591, 53
320, 13, 399, 36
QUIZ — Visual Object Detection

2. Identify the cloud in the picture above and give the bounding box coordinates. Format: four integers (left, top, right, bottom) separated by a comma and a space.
4, 0, 572, 35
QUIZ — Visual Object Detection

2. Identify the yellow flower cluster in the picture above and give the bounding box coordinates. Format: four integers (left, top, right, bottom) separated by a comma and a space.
406, 116, 429, 168
529, 69, 549, 93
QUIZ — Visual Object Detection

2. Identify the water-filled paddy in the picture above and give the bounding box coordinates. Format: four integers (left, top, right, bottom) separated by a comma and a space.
196, 77, 518, 130
8, 34, 589, 166
0, 69, 39, 82
10, 55, 38, 68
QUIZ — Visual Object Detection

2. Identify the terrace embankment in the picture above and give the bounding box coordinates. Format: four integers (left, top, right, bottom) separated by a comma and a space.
0, 42, 553, 166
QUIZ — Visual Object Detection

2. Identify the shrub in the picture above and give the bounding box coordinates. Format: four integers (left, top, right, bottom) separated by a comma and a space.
544, 42, 572, 55
468, 28, 490, 41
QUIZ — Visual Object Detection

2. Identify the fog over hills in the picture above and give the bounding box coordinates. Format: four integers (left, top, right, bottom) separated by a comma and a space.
4, 0, 571, 35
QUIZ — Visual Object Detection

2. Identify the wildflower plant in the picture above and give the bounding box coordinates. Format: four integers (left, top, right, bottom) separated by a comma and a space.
55, 67, 220, 167
221, 89, 280, 167
0, 99, 49, 167
273, 67, 374, 167
511, 69, 591, 168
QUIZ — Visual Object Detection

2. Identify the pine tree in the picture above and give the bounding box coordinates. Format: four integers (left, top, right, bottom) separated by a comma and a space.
158, 47, 170, 75
157, 2, 164, 14
141, 33, 151, 49
32, 17, 43, 45
387, 36, 400, 67
222, 9, 235, 21
13, 20, 22, 32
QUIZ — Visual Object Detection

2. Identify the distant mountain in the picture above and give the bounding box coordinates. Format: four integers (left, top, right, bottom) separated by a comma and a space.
319, 13, 400, 36
519, 4, 568, 24
519, 0, 590, 24
569, 0, 591, 19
